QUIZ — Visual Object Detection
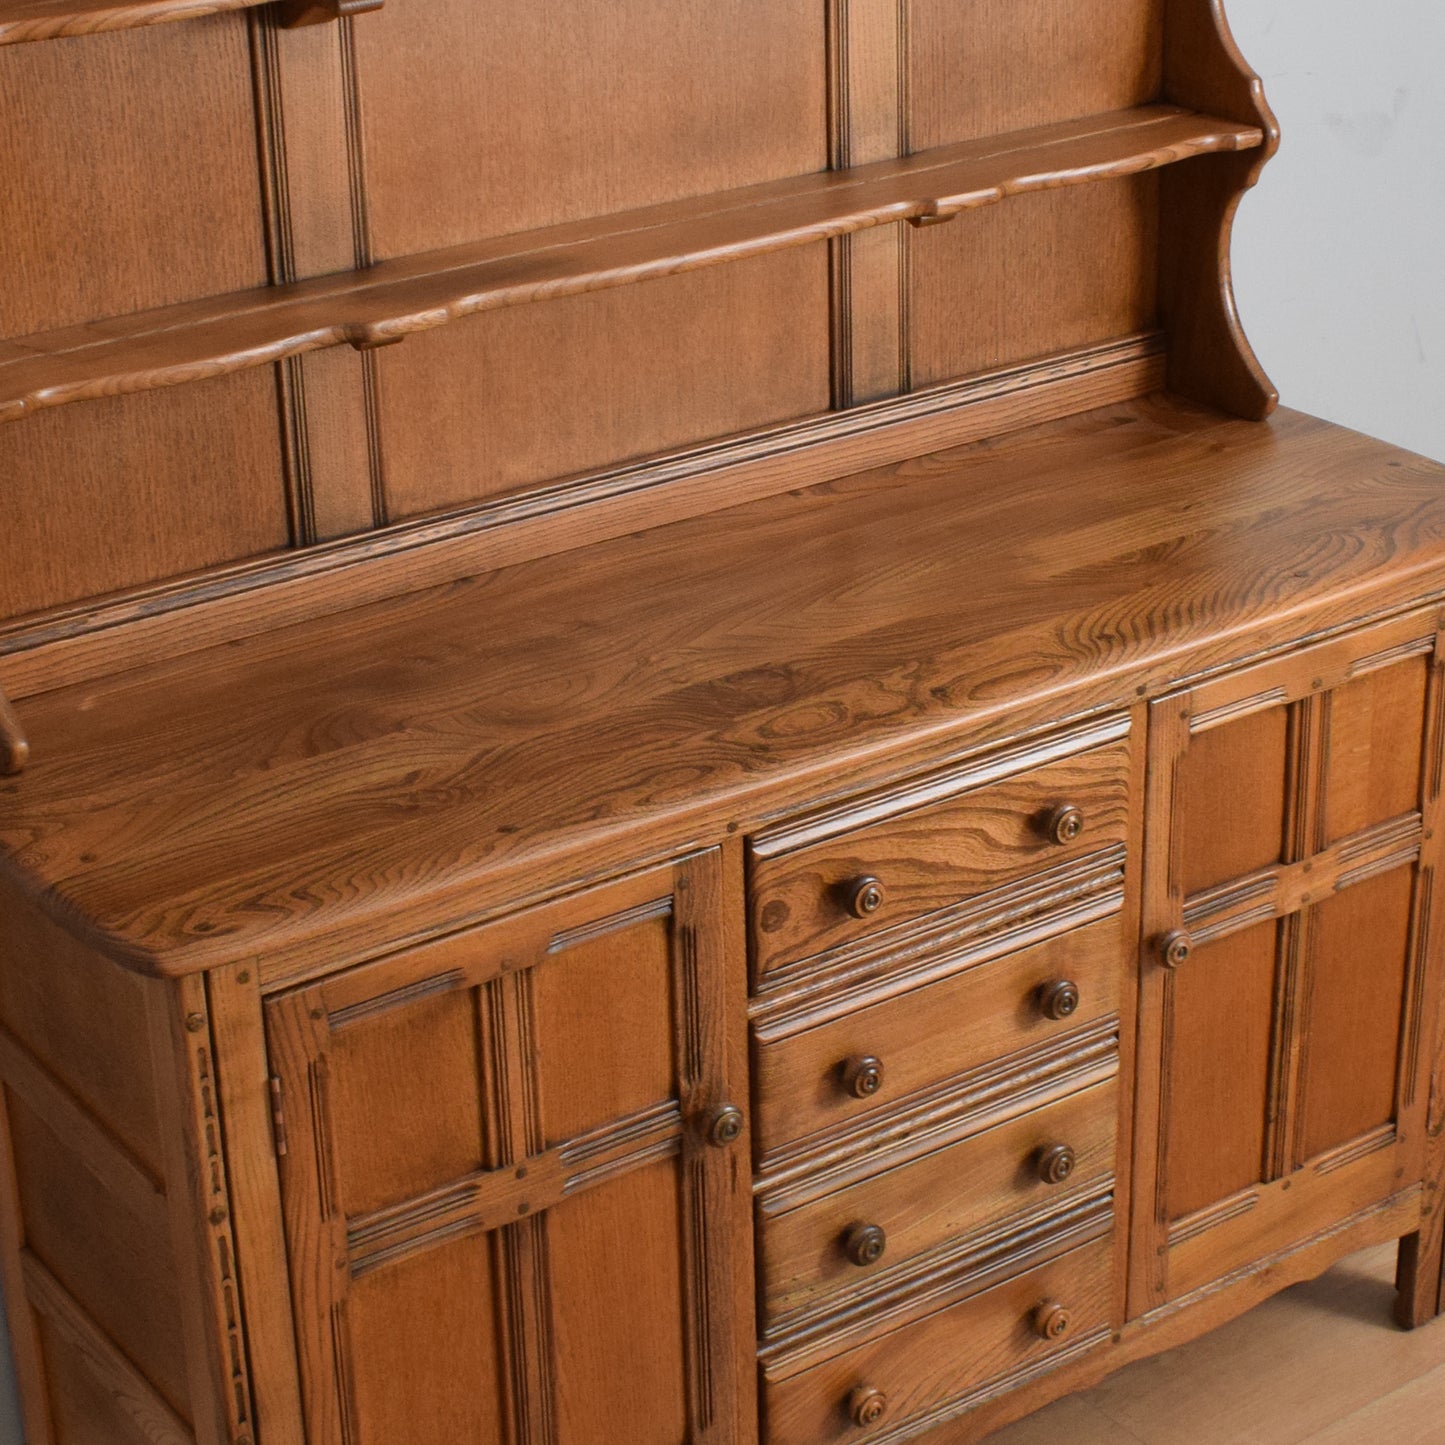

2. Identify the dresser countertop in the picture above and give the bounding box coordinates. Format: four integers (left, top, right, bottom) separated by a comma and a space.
3, 394, 1444, 981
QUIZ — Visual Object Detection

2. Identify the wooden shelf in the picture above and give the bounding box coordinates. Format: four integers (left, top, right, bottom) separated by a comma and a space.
0, 0, 372, 44
0, 0, 269, 43
0, 105, 1263, 424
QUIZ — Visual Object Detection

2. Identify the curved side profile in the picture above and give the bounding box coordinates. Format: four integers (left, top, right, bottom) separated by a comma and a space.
1159, 0, 1282, 419
0, 682, 28, 776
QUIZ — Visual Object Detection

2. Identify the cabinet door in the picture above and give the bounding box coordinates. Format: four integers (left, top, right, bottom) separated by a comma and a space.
266, 852, 753, 1445
1131, 612, 1445, 1313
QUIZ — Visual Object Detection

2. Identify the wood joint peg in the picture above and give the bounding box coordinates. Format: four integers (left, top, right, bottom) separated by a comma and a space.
0, 682, 29, 776
277, 0, 384, 29
908, 204, 957, 229
341, 322, 406, 352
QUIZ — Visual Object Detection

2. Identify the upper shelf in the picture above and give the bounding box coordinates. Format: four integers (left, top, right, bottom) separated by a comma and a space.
0, 0, 371, 44
0, 104, 1263, 425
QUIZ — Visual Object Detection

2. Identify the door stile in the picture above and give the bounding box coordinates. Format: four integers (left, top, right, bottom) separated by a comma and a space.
488, 966, 558, 1445
1127, 691, 1189, 1317
671, 852, 743, 1445
265, 991, 357, 1445
1396, 627, 1445, 1324
1267, 692, 1327, 1183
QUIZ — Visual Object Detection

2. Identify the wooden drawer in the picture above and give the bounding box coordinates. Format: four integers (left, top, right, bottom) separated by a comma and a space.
763, 1234, 1113, 1445
753, 913, 1123, 1157
750, 733, 1132, 978
760, 1079, 1116, 1323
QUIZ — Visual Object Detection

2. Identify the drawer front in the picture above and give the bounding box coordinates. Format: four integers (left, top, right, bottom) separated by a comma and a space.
763, 1234, 1113, 1445
753, 913, 1123, 1157
760, 1080, 1116, 1322
750, 737, 1131, 977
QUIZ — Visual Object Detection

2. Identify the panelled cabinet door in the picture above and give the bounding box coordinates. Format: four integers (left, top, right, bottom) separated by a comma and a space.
1131, 611, 1445, 1313
265, 852, 752, 1445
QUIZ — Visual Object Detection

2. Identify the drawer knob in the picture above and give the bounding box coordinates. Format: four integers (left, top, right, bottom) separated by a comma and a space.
841, 1055, 885, 1099
848, 1386, 888, 1428
1034, 1142, 1077, 1186
1043, 804, 1086, 846
1158, 930, 1194, 969
705, 1104, 745, 1147
1036, 979, 1080, 1021
844, 1223, 888, 1267
1031, 1300, 1072, 1341
845, 875, 887, 919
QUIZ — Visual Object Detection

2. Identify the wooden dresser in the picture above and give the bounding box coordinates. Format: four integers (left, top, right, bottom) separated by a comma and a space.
2, 3, 1444, 1444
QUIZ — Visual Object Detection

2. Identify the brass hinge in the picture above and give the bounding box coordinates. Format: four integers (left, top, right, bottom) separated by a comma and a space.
269, 1076, 289, 1158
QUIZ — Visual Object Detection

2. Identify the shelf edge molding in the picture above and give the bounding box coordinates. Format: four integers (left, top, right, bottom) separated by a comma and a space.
0, 0, 377, 46
0, 105, 1262, 427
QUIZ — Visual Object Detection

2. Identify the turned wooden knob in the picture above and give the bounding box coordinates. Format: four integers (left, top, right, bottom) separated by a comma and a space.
1036, 979, 1080, 1021
844, 875, 887, 919
1158, 929, 1194, 969
848, 1386, 888, 1428
1034, 1142, 1077, 1186
706, 1104, 745, 1147
840, 1055, 885, 1099
1042, 804, 1086, 846
1032, 1301, 1072, 1341
844, 1223, 888, 1267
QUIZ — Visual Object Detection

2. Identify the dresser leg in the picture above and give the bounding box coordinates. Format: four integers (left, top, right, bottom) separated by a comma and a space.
1394, 1228, 1445, 1329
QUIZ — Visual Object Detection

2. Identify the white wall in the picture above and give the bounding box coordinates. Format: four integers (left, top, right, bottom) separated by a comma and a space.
1229, 0, 1445, 463
0, 8, 1440, 1444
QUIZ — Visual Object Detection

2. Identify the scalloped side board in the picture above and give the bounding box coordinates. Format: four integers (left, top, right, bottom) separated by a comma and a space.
1159, 0, 1281, 419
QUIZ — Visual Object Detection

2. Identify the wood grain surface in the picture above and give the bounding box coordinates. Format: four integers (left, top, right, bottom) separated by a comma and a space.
0, 337, 1166, 686
3, 397, 1445, 980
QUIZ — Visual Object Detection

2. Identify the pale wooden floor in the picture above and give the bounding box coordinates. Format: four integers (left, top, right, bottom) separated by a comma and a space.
985, 1244, 1445, 1445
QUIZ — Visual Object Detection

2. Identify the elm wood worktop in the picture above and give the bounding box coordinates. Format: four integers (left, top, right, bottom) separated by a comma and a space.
3, 393, 1445, 982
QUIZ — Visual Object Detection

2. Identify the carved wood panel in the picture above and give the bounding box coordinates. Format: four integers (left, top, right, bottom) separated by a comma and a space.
266, 852, 750, 1445
1131, 610, 1445, 1314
